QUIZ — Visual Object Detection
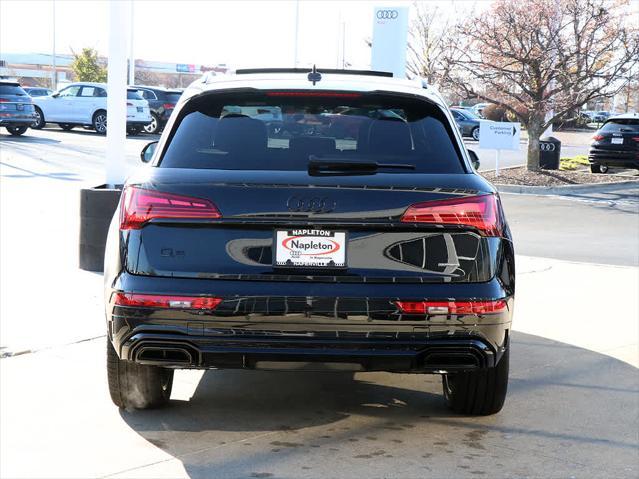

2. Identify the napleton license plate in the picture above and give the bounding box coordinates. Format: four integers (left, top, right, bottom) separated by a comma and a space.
275, 229, 346, 268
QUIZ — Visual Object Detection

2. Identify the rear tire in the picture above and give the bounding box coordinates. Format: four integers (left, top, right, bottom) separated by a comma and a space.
590, 164, 608, 174
6, 126, 28, 136
106, 338, 173, 410
442, 346, 509, 415
143, 113, 160, 134
93, 110, 107, 134
127, 126, 142, 136
60, 123, 74, 131
32, 107, 45, 129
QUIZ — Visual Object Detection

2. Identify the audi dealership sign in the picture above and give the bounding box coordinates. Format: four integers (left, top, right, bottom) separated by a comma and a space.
371, 6, 409, 78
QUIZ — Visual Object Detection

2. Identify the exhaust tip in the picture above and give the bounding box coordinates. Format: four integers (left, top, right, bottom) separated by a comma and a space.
137, 347, 193, 364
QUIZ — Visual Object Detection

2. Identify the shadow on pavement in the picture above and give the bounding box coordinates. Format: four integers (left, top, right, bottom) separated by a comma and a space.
118, 331, 639, 479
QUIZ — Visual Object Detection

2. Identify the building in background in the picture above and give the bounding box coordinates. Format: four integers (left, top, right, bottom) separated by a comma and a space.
0, 52, 228, 88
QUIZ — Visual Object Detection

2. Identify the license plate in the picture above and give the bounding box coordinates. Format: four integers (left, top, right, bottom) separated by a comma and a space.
137, 107, 143, 113
275, 229, 346, 268
17, 104, 23, 111
611, 137, 623, 144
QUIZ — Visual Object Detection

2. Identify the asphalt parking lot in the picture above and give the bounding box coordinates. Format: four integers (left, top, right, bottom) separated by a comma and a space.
1, 127, 637, 478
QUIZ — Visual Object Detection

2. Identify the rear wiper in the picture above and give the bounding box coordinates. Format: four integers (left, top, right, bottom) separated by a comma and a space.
308, 157, 415, 175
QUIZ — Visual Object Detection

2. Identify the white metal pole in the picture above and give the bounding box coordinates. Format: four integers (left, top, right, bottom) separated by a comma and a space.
106, 0, 130, 187
293, 0, 299, 67
341, 21, 346, 68
128, 0, 135, 85
495, 150, 500, 177
51, 0, 56, 90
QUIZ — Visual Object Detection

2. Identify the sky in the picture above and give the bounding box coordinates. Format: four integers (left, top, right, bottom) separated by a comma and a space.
0, 0, 484, 69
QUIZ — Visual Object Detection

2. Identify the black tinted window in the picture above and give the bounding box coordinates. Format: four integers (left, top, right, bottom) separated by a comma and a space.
0, 84, 26, 95
166, 92, 182, 103
601, 119, 639, 132
127, 90, 144, 100
160, 91, 464, 173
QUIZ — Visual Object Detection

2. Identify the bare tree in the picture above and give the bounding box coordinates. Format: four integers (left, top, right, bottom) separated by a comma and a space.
407, 3, 452, 85
442, 0, 639, 170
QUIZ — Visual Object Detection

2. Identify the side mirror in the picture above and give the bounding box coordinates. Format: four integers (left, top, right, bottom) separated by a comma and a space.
468, 150, 481, 170
140, 141, 158, 163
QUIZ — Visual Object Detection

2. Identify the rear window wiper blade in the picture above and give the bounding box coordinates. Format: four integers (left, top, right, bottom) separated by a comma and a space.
308, 157, 415, 175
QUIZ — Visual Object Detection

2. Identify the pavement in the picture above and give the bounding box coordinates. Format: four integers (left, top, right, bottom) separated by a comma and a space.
1, 127, 638, 478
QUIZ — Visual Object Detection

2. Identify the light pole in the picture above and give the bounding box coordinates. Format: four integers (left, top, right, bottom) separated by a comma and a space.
293, 0, 299, 67
128, 0, 135, 85
51, 0, 56, 90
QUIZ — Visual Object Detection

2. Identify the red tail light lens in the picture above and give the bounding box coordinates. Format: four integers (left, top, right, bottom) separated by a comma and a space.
114, 293, 222, 310
163, 103, 175, 109
396, 300, 507, 315
0, 98, 9, 103
401, 194, 502, 236
592, 134, 604, 141
120, 186, 221, 230
632, 137, 639, 142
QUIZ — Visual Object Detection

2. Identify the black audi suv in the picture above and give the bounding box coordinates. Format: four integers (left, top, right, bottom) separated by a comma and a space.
105, 69, 515, 415
588, 113, 639, 173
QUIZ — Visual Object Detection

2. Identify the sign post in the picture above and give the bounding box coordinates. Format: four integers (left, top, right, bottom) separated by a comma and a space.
478, 121, 521, 177
371, 6, 409, 78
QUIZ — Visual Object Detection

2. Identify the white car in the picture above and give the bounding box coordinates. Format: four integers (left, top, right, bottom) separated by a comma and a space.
31, 82, 152, 135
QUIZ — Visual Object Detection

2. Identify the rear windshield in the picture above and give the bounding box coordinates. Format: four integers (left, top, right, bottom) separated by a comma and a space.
0, 84, 27, 96
166, 92, 182, 103
159, 90, 464, 173
601, 119, 639, 132
127, 89, 144, 100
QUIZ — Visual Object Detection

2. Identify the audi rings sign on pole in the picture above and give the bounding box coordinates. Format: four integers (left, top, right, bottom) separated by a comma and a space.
478, 121, 522, 177
371, 6, 408, 78
540, 143, 556, 152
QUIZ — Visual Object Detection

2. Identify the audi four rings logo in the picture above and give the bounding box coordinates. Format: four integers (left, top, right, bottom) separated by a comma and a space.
287, 196, 336, 213
377, 10, 398, 19
540, 143, 556, 152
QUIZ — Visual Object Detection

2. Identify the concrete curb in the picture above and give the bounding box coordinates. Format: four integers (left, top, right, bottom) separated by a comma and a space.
495, 179, 639, 195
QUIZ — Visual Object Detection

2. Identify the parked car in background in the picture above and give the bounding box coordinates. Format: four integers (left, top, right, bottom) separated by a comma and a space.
104, 69, 514, 415
132, 85, 182, 134
472, 102, 490, 117
451, 107, 482, 140
592, 111, 611, 123
23, 87, 53, 97
31, 82, 151, 135
0, 81, 36, 136
588, 113, 639, 173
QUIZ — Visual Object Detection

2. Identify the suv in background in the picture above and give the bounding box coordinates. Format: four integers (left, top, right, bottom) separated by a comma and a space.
132, 85, 182, 134
105, 68, 514, 415
0, 81, 36, 136
31, 82, 151, 135
588, 113, 639, 173
23, 87, 53, 98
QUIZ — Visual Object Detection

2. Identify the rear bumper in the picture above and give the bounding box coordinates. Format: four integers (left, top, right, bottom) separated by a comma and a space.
119, 332, 503, 373
106, 274, 513, 373
589, 147, 639, 168
0, 117, 35, 126
127, 120, 152, 127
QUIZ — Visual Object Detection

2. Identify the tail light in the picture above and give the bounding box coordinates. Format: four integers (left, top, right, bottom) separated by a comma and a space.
163, 103, 175, 110
120, 186, 221, 230
0, 98, 9, 103
396, 300, 507, 315
592, 134, 604, 141
632, 137, 639, 142
400, 194, 502, 236
114, 293, 222, 310
126, 102, 133, 106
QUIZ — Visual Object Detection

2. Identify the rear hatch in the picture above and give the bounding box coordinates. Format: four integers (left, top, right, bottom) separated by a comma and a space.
0, 83, 35, 116
590, 117, 639, 157
123, 89, 503, 284
126, 89, 150, 121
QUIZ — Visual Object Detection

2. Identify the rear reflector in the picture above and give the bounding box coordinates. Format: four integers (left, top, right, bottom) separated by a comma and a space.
396, 300, 507, 315
401, 194, 502, 236
114, 293, 222, 310
120, 186, 221, 229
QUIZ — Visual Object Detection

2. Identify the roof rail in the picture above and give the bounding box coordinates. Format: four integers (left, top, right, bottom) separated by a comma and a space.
235, 68, 393, 78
